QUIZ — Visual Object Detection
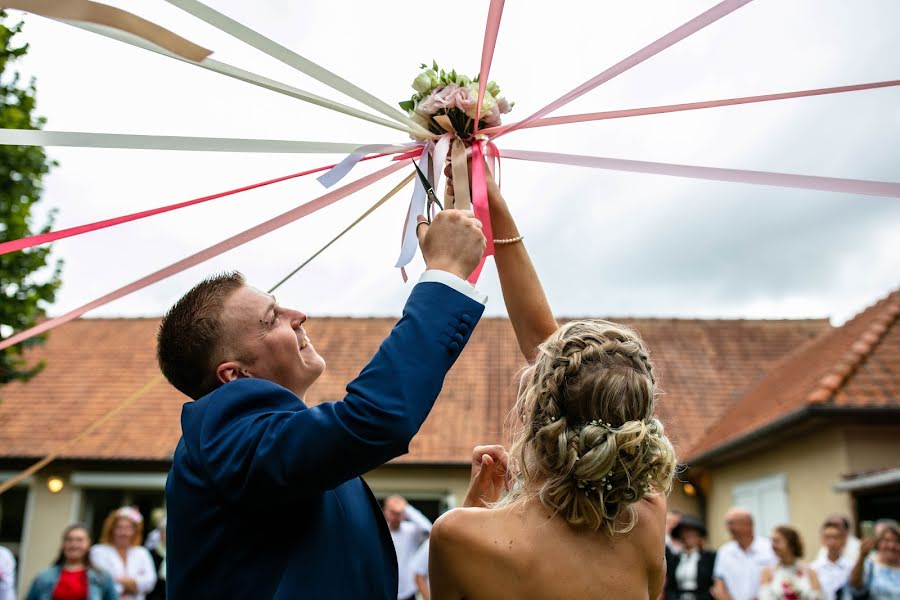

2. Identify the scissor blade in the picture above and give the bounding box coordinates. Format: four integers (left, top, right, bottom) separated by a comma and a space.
412, 160, 434, 194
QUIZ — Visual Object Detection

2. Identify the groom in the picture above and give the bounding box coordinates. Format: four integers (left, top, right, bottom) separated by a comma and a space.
158, 209, 487, 599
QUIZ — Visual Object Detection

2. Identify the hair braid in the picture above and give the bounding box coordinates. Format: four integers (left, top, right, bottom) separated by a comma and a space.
505, 320, 676, 535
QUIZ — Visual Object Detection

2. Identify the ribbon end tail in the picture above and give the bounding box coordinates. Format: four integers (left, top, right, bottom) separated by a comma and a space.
467, 255, 490, 285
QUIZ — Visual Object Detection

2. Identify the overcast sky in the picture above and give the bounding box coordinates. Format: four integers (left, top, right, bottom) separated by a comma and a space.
7, 0, 900, 326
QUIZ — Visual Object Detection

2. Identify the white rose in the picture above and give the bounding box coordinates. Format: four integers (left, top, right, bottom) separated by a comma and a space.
412, 72, 433, 94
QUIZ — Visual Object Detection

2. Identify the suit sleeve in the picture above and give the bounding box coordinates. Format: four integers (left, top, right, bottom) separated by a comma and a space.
197, 281, 485, 505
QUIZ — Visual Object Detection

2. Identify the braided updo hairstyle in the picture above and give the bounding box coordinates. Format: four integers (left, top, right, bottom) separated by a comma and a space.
504, 320, 676, 535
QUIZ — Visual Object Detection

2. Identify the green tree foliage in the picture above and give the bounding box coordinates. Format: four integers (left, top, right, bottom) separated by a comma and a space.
0, 10, 62, 384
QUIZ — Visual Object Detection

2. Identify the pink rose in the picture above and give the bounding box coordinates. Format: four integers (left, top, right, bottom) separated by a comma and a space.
432, 84, 461, 110
496, 96, 512, 114
455, 85, 478, 117
481, 105, 502, 127
415, 93, 439, 116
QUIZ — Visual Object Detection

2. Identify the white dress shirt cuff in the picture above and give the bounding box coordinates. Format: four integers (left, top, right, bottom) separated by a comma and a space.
418, 269, 487, 305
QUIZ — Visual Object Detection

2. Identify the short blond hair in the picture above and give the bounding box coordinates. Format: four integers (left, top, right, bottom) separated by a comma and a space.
504, 320, 677, 535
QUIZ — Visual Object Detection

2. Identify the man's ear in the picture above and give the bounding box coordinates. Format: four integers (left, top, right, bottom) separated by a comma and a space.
216, 361, 249, 384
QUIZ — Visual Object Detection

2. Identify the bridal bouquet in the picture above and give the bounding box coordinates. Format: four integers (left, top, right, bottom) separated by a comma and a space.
399, 61, 514, 141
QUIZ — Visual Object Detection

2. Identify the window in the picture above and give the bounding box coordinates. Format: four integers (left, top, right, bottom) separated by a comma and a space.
732, 474, 789, 537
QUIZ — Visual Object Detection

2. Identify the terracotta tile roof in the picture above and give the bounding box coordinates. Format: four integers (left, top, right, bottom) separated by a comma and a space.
0, 314, 829, 464
686, 289, 900, 463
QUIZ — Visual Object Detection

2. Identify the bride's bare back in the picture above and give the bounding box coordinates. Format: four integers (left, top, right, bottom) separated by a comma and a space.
430, 494, 667, 600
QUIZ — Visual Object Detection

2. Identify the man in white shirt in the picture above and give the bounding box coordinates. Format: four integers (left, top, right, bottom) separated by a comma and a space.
712, 507, 777, 600
412, 541, 430, 600
384, 496, 432, 600
0, 545, 15, 600
812, 520, 855, 600
814, 514, 860, 565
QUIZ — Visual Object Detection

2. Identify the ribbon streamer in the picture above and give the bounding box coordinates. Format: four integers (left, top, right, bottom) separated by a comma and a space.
467, 141, 493, 284
0, 129, 385, 154
63, 20, 413, 135
2, 0, 211, 61
0, 375, 165, 496
450, 138, 473, 211
0, 175, 418, 498
0, 154, 394, 257
318, 143, 421, 188
0, 161, 410, 352
501, 149, 900, 198
474, 0, 505, 131
493, 0, 753, 140
394, 145, 431, 270
165, 0, 433, 139
481, 79, 900, 134
270, 172, 415, 293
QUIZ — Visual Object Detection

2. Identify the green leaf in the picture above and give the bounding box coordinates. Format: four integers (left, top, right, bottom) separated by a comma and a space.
398, 99, 415, 112
0, 11, 62, 385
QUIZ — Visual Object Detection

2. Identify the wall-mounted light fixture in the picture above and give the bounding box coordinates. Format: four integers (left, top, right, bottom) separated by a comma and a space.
47, 476, 65, 494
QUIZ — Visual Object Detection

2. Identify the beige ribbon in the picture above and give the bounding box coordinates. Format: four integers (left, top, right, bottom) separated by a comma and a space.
431, 115, 472, 211
2, 0, 211, 62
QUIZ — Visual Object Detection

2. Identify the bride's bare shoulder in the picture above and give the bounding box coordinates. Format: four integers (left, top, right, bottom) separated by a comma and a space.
431, 505, 522, 554
432, 507, 493, 546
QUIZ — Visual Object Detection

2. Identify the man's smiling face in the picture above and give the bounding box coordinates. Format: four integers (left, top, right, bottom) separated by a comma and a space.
219, 285, 326, 397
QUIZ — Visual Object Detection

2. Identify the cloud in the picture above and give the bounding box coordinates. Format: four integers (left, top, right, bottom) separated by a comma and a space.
6, 0, 899, 327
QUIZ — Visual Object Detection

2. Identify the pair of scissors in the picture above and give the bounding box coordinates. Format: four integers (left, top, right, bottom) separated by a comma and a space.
413, 160, 443, 224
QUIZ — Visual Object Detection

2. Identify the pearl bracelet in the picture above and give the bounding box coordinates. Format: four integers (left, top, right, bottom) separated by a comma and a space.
493, 234, 524, 245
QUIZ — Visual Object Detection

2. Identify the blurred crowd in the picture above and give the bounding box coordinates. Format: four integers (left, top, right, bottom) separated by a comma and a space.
662, 509, 899, 600
1, 507, 166, 600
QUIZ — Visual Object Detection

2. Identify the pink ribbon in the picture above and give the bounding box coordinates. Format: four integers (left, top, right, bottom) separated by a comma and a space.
0, 160, 409, 351
473, 0, 505, 131
0, 154, 394, 257
467, 140, 493, 284
500, 149, 900, 198
492, 0, 753, 140
480, 79, 900, 135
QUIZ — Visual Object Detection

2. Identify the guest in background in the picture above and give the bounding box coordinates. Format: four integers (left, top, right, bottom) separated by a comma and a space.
24, 523, 117, 600
142, 509, 166, 554
847, 523, 900, 599
412, 541, 430, 600
712, 507, 777, 600
758, 525, 821, 600
147, 517, 166, 600
665, 514, 716, 600
383, 496, 432, 600
90, 508, 156, 600
811, 519, 854, 600
667, 511, 684, 554
0, 545, 15, 600
814, 515, 859, 565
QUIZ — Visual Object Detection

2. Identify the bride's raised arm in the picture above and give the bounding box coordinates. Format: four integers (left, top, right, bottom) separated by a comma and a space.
482, 168, 558, 361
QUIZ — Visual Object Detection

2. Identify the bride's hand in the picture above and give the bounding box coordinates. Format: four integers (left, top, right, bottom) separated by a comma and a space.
463, 444, 509, 508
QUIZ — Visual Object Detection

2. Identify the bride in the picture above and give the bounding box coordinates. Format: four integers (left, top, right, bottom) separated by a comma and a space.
429, 167, 677, 599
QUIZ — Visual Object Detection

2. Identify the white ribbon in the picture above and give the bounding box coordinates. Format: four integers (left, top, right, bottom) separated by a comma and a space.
62, 20, 413, 135
165, 0, 434, 140
317, 143, 419, 188
0, 129, 378, 153
394, 144, 431, 269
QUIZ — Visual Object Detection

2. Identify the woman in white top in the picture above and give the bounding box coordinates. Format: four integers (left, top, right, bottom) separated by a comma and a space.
90, 507, 157, 600
759, 525, 822, 600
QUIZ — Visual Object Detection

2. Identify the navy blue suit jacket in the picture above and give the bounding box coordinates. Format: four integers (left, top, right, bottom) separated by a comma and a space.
166, 281, 483, 599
